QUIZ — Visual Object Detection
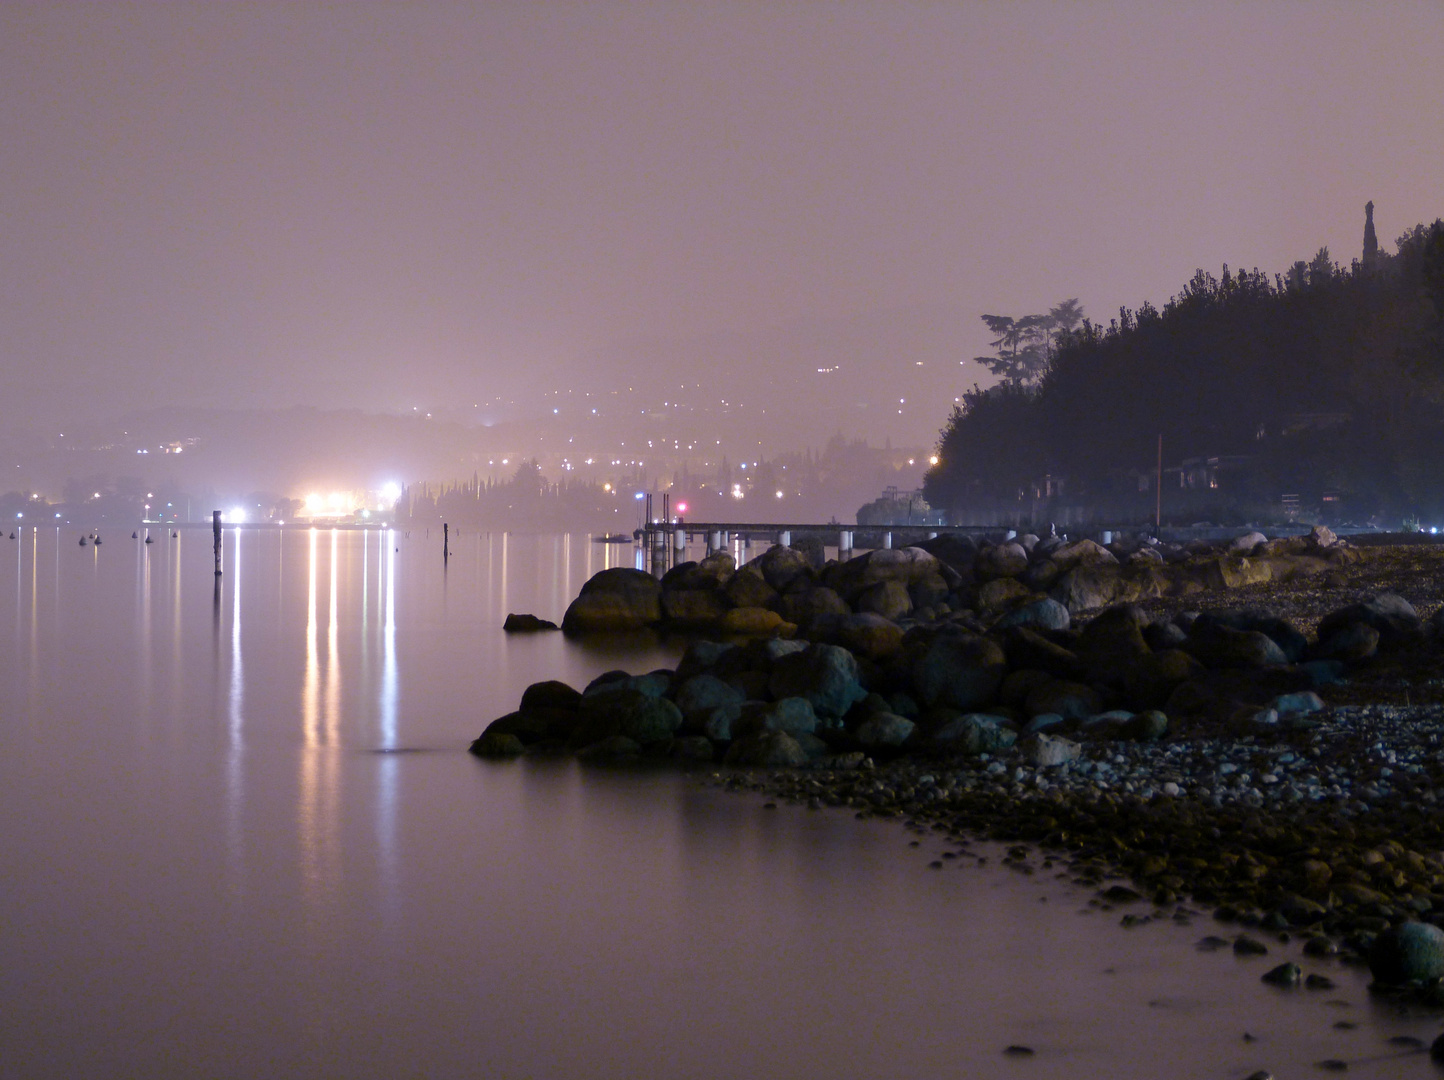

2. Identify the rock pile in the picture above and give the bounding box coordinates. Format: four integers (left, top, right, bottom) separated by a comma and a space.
477, 537, 1419, 772
557, 526, 1357, 636
475, 535, 1444, 983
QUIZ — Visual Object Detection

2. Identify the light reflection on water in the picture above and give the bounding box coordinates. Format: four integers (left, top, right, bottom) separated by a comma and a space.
0, 527, 1433, 1079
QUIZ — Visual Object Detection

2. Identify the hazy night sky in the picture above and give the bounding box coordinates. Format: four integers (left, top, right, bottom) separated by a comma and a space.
3, 1, 1442, 448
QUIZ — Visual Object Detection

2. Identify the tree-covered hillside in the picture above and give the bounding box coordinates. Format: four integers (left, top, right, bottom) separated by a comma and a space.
924, 218, 1444, 527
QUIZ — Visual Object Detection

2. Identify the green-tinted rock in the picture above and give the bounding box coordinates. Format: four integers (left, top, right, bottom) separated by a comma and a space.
469, 731, 526, 757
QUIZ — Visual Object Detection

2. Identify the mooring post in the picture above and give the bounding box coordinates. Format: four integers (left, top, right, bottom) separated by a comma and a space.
444, 522, 449, 561
839, 530, 853, 555
882, 531, 893, 550
673, 527, 685, 553
778, 530, 790, 548
213, 510, 222, 575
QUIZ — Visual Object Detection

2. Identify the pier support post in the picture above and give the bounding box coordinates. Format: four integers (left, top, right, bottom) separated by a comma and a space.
927, 531, 938, 540
674, 528, 686, 553
838, 530, 853, 556
212, 510, 222, 575
881, 531, 892, 550
777, 530, 790, 548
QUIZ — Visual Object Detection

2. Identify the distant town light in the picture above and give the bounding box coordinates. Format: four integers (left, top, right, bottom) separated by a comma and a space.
226, 508, 246, 523
929, 455, 939, 466
381, 482, 402, 503
775, 491, 783, 499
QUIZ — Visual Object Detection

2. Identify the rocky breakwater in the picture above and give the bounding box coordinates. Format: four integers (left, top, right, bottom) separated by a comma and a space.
554, 525, 1360, 641
475, 532, 1444, 989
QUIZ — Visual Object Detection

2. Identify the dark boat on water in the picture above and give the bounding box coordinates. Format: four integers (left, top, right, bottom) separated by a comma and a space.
591, 533, 633, 544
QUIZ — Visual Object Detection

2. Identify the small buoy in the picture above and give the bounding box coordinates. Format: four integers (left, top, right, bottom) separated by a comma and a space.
145, 535, 153, 544
132, 532, 138, 539
93, 536, 102, 545
79, 537, 87, 546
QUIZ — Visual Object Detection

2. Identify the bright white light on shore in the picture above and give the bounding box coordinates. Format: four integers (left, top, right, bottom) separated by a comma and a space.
775, 490, 783, 499
381, 482, 401, 503
603, 483, 612, 492
226, 507, 246, 523
929, 455, 939, 466
327, 492, 345, 508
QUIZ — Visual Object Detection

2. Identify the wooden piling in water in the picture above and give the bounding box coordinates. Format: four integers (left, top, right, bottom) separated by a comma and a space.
213, 510, 222, 575
444, 522, 449, 561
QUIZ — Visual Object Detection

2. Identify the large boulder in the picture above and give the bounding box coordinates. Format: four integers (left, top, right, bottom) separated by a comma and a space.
854, 712, 916, 749
1209, 556, 1273, 589
1228, 531, 1268, 553
1123, 649, 1205, 710
1315, 621, 1380, 663
562, 568, 663, 632
661, 588, 731, 627
725, 565, 780, 609
974, 577, 1033, 615
995, 597, 1071, 632
520, 680, 583, 712
1075, 604, 1151, 682
1051, 564, 1122, 613
674, 674, 746, 717
718, 607, 791, 637
753, 545, 814, 591
995, 627, 1086, 681
908, 573, 952, 611
911, 534, 978, 579
975, 542, 1029, 579
724, 731, 809, 767
779, 585, 851, 628
1051, 539, 1118, 570
1185, 620, 1289, 668
856, 579, 913, 620
1023, 679, 1101, 721
769, 643, 869, 720
733, 697, 818, 739
1316, 592, 1421, 646
570, 687, 682, 747
469, 730, 526, 757
1369, 922, 1444, 985
831, 612, 906, 660
912, 632, 1008, 711
825, 547, 945, 600
674, 640, 737, 681
692, 550, 736, 587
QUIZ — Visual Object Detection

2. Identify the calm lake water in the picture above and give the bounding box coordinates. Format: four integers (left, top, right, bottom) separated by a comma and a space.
0, 527, 1436, 1079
